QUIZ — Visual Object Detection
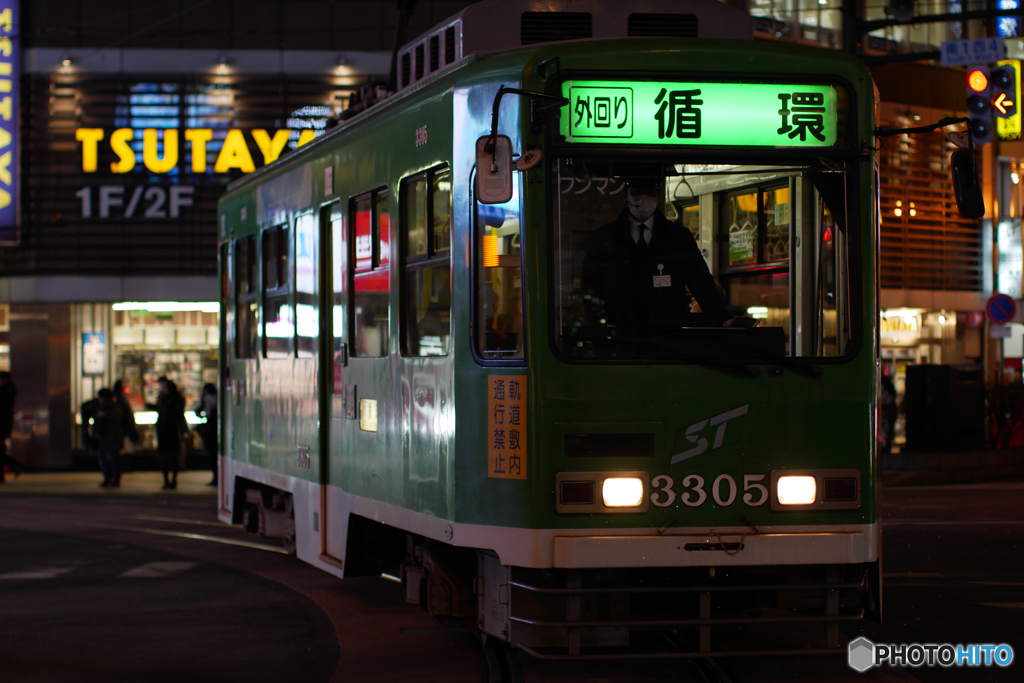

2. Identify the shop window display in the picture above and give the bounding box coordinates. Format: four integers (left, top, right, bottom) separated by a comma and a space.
112, 307, 219, 451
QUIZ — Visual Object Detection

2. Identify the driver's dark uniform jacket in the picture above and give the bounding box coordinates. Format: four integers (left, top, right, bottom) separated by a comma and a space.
581, 208, 728, 330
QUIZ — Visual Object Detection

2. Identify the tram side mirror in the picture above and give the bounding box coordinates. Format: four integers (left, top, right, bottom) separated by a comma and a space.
951, 149, 985, 219
476, 135, 513, 204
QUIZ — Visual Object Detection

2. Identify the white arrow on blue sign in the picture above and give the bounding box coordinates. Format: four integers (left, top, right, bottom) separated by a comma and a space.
941, 37, 1006, 67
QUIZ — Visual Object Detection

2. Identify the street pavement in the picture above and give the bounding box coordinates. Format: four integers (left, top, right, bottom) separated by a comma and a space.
0, 472, 1021, 682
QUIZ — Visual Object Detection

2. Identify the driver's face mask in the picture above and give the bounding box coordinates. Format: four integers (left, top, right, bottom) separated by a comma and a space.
626, 188, 659, 222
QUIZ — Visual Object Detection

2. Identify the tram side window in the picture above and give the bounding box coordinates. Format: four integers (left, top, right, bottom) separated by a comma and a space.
718, 185, 791, 348
721, 186, 790, 268
235, 235, 258, 359
476, 178, 523, 360
351, 189, 390, 357
263, 225, 292, 359
401, 166, 451, 357
294, 213, 317, 359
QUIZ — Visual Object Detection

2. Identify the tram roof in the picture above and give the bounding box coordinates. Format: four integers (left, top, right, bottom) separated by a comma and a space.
222, 0, 755, 197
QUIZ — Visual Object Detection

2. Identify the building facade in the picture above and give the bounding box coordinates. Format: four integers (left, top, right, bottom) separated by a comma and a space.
2, 0, 1019, 465
3, 0, 471, 467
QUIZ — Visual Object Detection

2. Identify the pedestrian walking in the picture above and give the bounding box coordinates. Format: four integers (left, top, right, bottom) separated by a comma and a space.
195, 383, 218, 486
155, 376, 186, 490
93, 388, 123, 487
0, 371, 22, 482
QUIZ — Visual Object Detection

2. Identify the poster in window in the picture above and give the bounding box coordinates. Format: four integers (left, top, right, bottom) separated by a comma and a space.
83, 333, 106, 375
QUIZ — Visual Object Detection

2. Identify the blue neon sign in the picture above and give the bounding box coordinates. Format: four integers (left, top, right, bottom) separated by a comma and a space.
998, 0, 1021, 38
0, 1, 17, 241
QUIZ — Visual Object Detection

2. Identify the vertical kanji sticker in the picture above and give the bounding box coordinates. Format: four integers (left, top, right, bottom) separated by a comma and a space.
488, 375, 527, 480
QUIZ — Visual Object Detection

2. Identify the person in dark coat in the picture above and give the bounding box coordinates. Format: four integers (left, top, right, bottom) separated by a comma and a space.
112, 379, 139, 473
92, 388, 123, 487
155, 376, 186, 490
0, 371, 22, 482
581, 177, 728, 333
195, 383, 218, 486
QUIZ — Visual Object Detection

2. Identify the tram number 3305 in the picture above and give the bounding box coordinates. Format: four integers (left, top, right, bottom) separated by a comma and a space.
650, 473, 768, 508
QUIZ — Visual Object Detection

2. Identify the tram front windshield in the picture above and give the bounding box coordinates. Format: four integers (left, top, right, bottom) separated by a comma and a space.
552, 159, 853, 361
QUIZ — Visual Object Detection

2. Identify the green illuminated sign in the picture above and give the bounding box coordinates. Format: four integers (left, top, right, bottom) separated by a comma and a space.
560, 80, 837, 148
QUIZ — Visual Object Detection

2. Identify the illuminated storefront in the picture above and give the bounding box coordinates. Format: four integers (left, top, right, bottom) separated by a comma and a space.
3, 48, 388, 468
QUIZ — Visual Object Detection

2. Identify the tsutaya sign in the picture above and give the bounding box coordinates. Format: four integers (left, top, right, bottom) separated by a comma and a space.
561, 80, 837, 148
75, 128, 319, 174
0, 1, 18, 235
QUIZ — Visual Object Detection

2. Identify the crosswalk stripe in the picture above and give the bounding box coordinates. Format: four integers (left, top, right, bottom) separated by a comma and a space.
119, 561, 198, 578
0, 566, 78, 580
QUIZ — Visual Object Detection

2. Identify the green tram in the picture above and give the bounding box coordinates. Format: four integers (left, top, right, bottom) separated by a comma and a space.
218, 0, 886, 665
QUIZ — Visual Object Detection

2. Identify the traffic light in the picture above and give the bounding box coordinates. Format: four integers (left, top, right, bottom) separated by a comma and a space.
966, 66, 993, 145
991, 64, 1018, 119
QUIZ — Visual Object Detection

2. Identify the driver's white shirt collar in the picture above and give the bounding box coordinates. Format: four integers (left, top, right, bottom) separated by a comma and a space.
629, 215, 653, 245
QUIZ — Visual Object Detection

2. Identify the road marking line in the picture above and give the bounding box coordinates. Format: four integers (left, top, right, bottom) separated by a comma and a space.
120, 561, 198, 578
979, 602, 1024, 609
133, 515, 239, 528
0, 566, 78, 580
71, 521, 289, 554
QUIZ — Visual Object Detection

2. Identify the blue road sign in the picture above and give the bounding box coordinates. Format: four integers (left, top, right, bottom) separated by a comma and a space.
987, 293, 1017, 323
942, 38, 1006, 67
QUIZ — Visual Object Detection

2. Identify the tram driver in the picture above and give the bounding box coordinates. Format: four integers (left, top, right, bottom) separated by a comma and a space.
580, 175, 728, 333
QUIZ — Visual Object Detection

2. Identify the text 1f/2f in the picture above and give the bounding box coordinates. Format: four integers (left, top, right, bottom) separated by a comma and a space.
75, 185, 196, 219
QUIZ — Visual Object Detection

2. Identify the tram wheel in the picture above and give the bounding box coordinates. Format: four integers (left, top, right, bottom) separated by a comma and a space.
281, 496, 297, 555
480, 643, 503, 683
498, 646, 525, 683
281, 532, 297, 555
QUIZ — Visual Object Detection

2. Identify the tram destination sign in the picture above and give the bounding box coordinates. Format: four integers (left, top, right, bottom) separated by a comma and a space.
560, 80, 837, 148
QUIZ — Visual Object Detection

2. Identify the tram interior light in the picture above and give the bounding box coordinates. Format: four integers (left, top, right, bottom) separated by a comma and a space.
777, 476, 816, 505
602, 477, 644, 507
746, 306, 768, 319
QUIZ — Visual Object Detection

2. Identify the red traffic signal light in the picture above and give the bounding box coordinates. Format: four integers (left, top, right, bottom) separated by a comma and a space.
968, 68, 990, 93
966, 66, 993, 145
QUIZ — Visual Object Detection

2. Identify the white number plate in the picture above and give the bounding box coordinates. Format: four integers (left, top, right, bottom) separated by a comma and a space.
650, 473, 768, 508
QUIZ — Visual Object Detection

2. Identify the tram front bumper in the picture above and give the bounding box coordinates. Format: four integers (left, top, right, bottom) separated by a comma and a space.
552, 527, 876, 568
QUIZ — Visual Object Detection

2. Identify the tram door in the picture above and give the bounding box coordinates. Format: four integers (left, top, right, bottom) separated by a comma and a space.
323, 191, 392, 565
321, 201, 346, 563
218, 241, 231, 515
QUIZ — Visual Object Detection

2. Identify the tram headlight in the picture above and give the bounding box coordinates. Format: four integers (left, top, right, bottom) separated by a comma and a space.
555, 471, 649, 513
770, 470, 861, 510
602, 477, 644, 507
776, 476, 816, 505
